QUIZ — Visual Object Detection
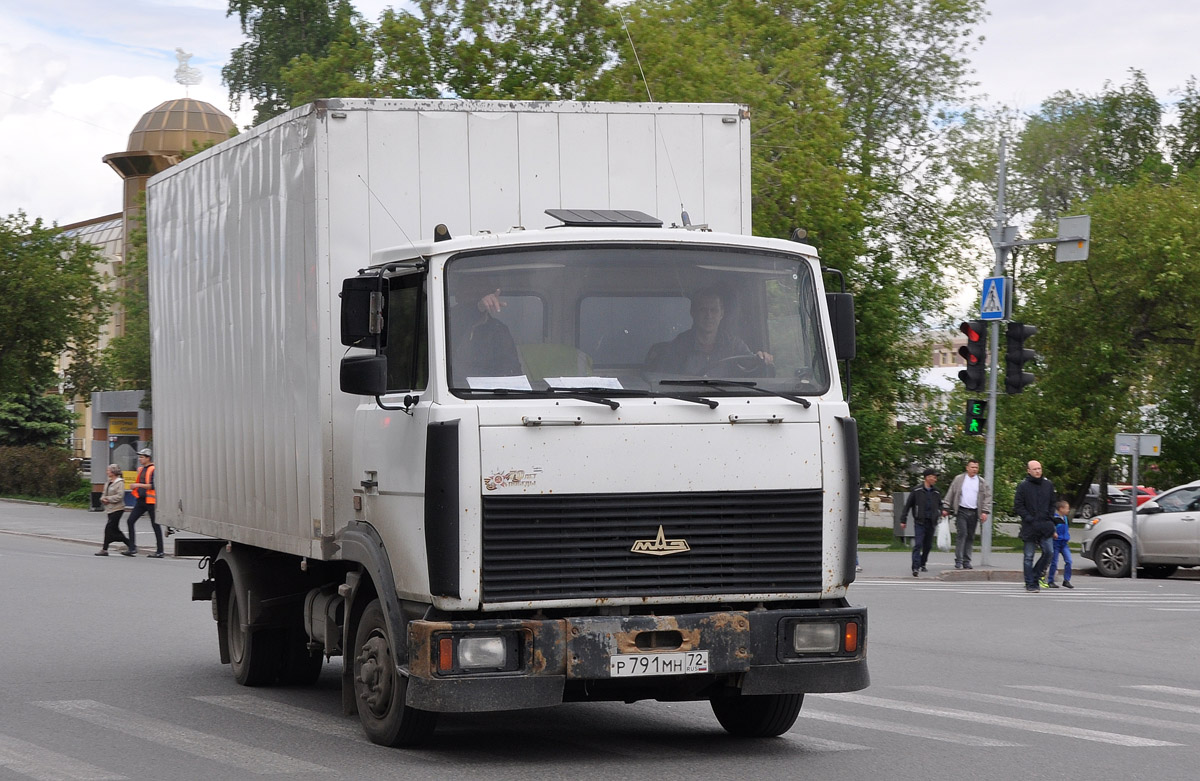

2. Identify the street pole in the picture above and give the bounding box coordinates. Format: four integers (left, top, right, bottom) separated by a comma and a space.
981, 137, 1009, 567
1130, 438, 1140, 579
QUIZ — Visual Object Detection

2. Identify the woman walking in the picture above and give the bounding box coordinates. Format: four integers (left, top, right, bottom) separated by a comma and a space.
96, 464, 133, 556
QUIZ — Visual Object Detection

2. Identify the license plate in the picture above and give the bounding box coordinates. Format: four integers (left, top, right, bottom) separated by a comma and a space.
609, 651, 709, 678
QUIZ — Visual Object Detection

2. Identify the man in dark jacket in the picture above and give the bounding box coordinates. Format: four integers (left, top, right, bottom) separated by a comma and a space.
901, 467, 944, 577
1013, 460, 1057, 592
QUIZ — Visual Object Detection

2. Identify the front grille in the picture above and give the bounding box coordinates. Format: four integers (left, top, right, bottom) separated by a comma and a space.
481, 489, 824, 602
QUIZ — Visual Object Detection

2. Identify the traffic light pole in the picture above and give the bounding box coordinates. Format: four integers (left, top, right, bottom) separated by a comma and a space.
981, 138, 1010, 567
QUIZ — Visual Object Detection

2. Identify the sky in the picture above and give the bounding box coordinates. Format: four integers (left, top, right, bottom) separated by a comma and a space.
1, 0, 1198, 228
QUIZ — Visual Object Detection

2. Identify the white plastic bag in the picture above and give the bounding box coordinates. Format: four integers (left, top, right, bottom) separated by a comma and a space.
936, 518, 951, 551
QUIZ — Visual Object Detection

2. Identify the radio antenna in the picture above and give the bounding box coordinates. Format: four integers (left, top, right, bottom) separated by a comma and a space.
618, 10, 686, 223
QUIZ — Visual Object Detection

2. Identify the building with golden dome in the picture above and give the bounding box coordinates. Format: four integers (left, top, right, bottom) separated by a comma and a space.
58, 98, 234, 502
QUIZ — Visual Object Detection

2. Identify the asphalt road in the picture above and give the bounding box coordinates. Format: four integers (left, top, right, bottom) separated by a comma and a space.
3, 500, 1200, 780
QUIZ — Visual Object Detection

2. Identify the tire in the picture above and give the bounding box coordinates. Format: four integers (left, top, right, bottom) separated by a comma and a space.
1094, 537, 1131, 578
710, 693, 804, 738
352, 599, 438, 747
226, 588, 282, 686
1079, 502, 1097, 520
1140, 564, 1178, 579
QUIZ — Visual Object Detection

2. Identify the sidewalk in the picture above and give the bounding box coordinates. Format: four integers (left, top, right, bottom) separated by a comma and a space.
0, 498, 182, 555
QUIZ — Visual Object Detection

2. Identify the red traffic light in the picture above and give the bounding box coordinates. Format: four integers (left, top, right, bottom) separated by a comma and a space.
958, 320, 988, 392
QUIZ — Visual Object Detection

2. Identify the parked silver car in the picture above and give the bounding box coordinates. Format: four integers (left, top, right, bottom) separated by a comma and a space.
1080, 479, 1200, 578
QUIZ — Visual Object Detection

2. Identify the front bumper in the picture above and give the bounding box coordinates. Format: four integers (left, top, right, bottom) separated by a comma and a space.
404, 605, 868, 712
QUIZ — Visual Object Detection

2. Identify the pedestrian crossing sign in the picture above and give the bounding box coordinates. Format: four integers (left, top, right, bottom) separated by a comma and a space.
980, 277, 1008, 320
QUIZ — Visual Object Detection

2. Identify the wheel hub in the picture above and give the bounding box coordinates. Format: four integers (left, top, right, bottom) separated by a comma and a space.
355, 632, 394, 717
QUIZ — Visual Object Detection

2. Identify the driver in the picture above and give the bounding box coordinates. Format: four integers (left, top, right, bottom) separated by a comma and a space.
644, 287, 773, 376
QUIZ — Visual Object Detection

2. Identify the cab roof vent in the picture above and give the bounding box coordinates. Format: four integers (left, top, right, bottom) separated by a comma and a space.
545, 208, 663, 228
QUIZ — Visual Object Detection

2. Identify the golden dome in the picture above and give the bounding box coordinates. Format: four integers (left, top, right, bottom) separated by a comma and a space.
126, 98, 234, 153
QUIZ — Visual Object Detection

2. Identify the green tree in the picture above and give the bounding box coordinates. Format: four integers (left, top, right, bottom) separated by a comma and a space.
1010, 71, 1172, 222
283, 0, 616, 102
0, 390, 76, 448
1168, 77, 1200, 172
223, 0, 361, 125
101, 209, 151, 393
0, 212, 109, 396
999, 172, 1200, 499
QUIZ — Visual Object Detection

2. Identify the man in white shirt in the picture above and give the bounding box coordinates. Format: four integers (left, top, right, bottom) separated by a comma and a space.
944, 459, 993, 570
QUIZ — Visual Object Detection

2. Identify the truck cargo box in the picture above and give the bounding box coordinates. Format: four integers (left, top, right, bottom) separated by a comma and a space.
147, 100, 751, 559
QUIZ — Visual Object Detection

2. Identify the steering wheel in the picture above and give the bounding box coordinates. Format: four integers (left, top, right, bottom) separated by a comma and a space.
706, 353, 774, 378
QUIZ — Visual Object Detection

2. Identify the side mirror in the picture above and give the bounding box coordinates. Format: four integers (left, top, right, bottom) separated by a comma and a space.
1138, 501, 1162, 515
340, 276, 386, 349
826, 292, 856, 361
340, 354, 388, 396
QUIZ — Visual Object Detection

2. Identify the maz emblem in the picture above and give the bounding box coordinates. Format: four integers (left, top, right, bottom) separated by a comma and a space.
630, 525, 691, 556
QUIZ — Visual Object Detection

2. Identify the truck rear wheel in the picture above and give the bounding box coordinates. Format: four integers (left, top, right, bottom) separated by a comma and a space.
352, 599, 438, 747
710, 692, 804, 737
226, 588, 280, 686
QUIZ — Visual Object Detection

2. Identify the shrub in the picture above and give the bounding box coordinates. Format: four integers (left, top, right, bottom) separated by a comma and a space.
0, 446, 82, 497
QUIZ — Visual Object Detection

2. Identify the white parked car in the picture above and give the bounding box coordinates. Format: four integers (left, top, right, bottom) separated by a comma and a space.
1080, 479, 1200, 578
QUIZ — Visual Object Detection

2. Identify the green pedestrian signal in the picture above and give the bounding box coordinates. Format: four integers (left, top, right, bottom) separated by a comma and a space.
965, 399, 987, 436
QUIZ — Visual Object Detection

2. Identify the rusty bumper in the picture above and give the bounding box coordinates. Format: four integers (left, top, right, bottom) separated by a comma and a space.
405, 605, 867, 713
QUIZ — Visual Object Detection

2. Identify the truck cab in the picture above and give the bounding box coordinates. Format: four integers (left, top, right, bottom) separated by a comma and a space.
331, 211, 867, 745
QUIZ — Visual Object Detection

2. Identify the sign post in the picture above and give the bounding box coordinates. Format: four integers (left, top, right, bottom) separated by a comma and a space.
1114, 433, 1162, 579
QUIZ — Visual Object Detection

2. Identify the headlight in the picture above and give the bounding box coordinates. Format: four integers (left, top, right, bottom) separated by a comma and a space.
458, 636, 507, 669
792, 622, 840, 653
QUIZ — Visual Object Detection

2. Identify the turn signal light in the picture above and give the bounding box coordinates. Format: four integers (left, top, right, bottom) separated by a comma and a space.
438, 637, 454, 673
844, 622, 859, 653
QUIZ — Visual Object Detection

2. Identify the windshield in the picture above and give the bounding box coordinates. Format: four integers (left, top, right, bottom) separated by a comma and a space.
445, 244, 830, 396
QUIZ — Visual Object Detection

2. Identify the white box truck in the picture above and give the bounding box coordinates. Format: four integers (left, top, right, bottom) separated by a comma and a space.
147, 99, 867, 747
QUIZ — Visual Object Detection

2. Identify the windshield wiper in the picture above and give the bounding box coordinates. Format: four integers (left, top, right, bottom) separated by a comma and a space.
659, 378, 812, 408
455, 386, 621, 409
547, 386, 719, 409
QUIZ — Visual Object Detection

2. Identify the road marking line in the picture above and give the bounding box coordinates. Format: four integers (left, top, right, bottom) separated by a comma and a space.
33, 700, 329, 774
906, 686, 1200, 735
1012, 685, 1200, 716
821, 693, 1178, 747
783, 733, 871, 752
1130, 685, 1200, 699
0, 734, 126, 781
800, 709, 1020, 746
193, 695, 365, 742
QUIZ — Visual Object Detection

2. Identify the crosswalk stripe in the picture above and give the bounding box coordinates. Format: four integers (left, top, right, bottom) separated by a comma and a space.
1012, 685, 1200, 716
0, 734, 126, 781
1130, 685, 1200, 699
800, 709, 1020, 746
783, 733, 871, 752
905, 686, 1200, 735
193, 695, 366, 742
821, 693, 1178, 747
33, 701, 329, 774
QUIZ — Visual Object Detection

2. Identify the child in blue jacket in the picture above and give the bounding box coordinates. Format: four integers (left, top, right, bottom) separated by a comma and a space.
1047, 500, 1073, 588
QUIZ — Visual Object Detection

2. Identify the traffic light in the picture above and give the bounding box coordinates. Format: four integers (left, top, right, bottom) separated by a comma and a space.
1005, 322, 1038, 394
958, 320, 987, 392
964, 399, 987, 435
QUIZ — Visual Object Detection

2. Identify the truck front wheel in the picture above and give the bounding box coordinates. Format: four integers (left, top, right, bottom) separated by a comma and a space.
352, 599, 438, 747
710, 692, 804, 737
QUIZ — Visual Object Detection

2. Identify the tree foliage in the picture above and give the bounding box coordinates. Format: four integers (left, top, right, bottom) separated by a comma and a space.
225, 0, 989, 489
101, 208, 151, 394
0, 212, 109, 397
0, 391, 76, 448
223, 0, 361, 125
284, 0, 616, 103
998, 172, 1200, 500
